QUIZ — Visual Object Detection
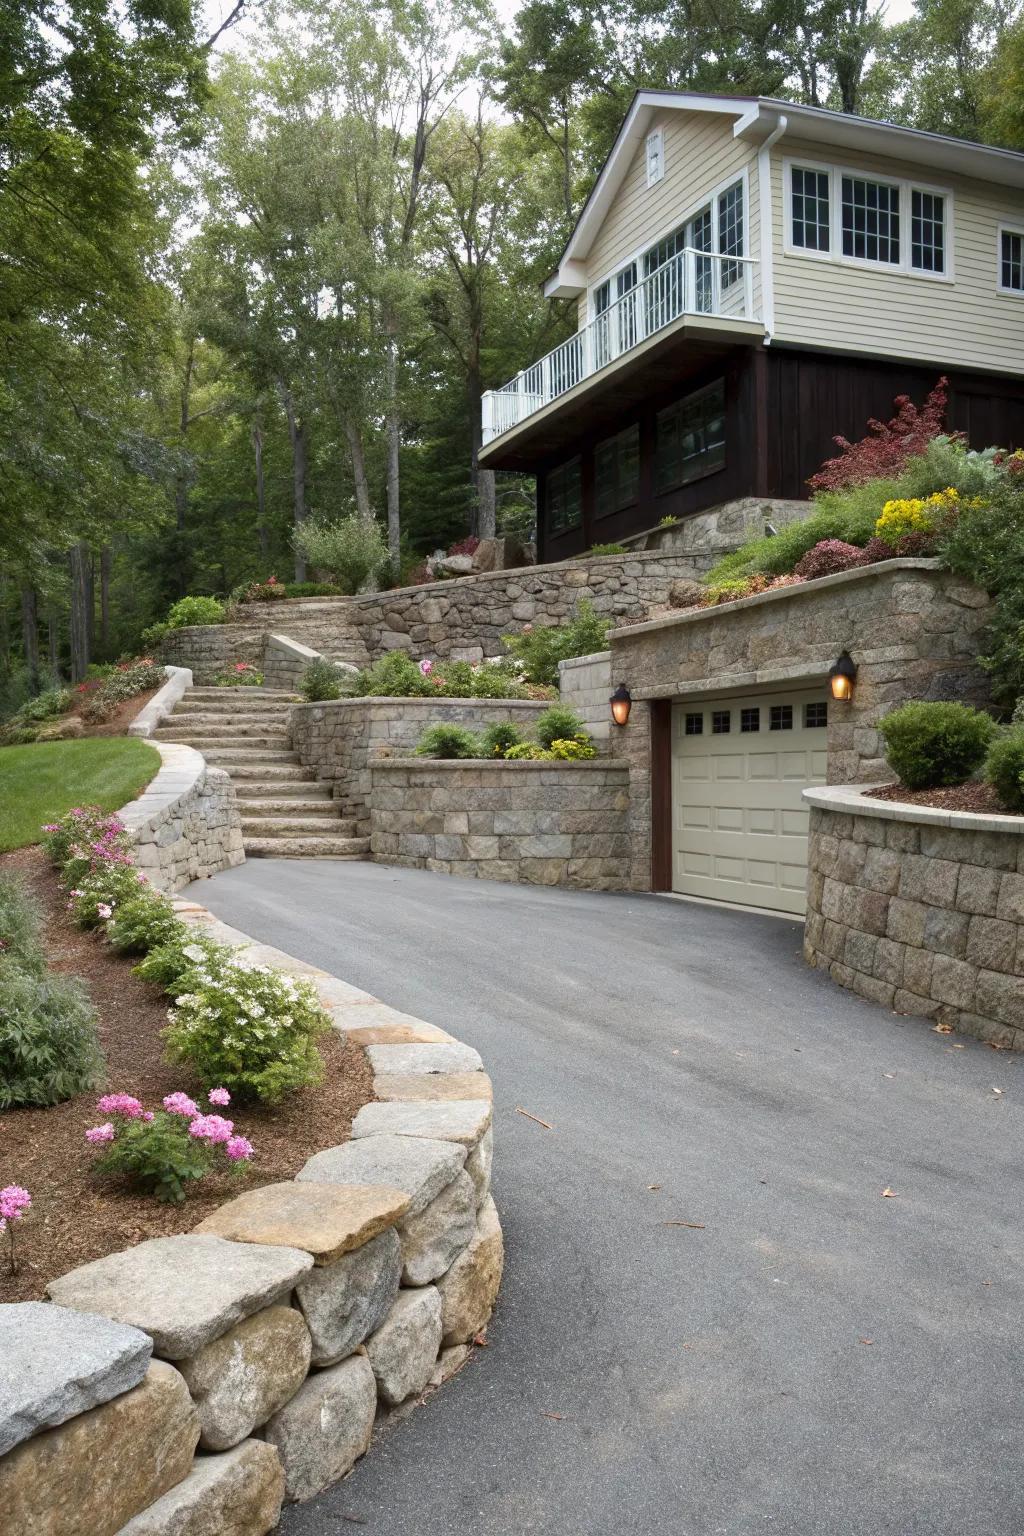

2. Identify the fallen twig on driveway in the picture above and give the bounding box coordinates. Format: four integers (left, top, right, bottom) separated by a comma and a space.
515, 1105, 554, 1129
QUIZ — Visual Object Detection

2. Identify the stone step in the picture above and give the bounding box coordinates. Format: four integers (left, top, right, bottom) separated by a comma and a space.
153, 733, 292, 751
174, 698, 296, 716
240, 816, 357, 837
231, 783, 332, 801
187, 687, 299, 699
243, 835, 371, 858
201, 748, 301, 766
234, 796, 337, 815
155, 718, 291, 736
222, 763, 317, 783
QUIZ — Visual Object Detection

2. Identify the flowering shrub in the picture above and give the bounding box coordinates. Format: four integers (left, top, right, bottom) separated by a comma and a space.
354, 651, 532, 699
873, 487, 975, 547
163, 958, 330, 1103
81, 658, 163, 722
214, 662, 264, 687
237, 575, 288, 603
808, 378, 952, 491
133, 932, 232, 992
793, 540, 868, 581
85, 1087, 255, 1202
41, 806, 129, 868
106, 891, 186, 955
1, 1185, 32, 1275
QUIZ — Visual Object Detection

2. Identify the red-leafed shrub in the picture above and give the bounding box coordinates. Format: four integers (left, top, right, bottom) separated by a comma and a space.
447, 535, 480, 557
808, 378, 955, 492
860, 530, 939, 563
793, 540, 869, 581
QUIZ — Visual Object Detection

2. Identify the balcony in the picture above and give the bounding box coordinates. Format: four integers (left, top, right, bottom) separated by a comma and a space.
482, 248, 760, 449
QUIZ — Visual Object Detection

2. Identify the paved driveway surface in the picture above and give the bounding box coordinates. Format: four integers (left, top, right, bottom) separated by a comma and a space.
190, 860, 1023, 1536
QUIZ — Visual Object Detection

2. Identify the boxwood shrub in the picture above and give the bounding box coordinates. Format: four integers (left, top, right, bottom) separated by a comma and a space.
879, 701, 997, 790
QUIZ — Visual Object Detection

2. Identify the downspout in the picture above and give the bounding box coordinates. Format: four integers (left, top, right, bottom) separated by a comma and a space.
757, 114, 788, 343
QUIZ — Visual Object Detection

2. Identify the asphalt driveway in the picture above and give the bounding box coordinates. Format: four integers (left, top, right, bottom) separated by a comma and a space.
190, 860, 1023, 1536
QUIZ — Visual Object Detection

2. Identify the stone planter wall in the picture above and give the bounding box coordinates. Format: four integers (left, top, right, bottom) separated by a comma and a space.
608, 560, 993, 891
370, 758, 631, 889
118, 741, 244, 893
290, 697, 550, 838
558, 650, 614, 752
618, 495, 812, 554
804, 785, 1024, 1051
0, 900, 503, 1534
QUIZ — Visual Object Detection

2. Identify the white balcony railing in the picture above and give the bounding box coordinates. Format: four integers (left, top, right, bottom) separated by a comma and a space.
482, 248, 758, 445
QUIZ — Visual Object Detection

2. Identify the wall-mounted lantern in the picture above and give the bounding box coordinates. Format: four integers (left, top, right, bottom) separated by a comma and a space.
828, 651, 858, 702
610, 684, 632, 727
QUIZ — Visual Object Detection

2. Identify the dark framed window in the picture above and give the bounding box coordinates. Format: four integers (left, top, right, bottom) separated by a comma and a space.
595, 424, 639, 518
740, 708, 760, 733
684, 713, 703, 736
712, 710, 731, 734
791, 167, 830, 251
805, 701, 828, 729
769, 705, 794, 731
1000, 229, 1023, 293
655, 379, 726, 494
547, 457, 582, 535
841, 176, 900, 264
911, 190, 944, 273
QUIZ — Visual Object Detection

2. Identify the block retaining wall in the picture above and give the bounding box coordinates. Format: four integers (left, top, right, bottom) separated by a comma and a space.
804, 784, 1024, 1051
118, 740, 244, 893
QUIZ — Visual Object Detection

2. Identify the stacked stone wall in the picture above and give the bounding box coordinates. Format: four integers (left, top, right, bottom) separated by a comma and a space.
558, 650, 614, 751
118, 741, 244, 892
370, 758, 631, 889
804, 789, 1024, 1050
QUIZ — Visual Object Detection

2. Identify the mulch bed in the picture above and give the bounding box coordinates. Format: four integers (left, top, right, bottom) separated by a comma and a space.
0, 846, 374, 1302
73, 686, 161, 738
864, 781, 1015, 815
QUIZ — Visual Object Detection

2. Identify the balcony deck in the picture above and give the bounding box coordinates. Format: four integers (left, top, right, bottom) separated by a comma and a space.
481, 249, 762, 467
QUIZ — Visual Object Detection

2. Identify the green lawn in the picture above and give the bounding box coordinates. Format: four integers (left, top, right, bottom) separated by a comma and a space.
0, 738, 161, 852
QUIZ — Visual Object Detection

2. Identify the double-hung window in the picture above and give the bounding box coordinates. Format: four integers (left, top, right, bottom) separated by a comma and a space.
791, 166, 830, 251
841, 175, 900, 265
787, 162, 950, 278
547, 458, 582, 535
595, 424, 640, 517
911, 189, 945, 273
1000, 228, 1024, 294
655, 379, 726, 492
718, 181, 744, 288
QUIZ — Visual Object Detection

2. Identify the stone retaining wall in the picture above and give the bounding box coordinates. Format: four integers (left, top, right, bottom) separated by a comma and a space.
291, 697, 550, 838
370, 758, 631, 889
0, 901, 503, 1533
263, 633, 357, 692
804, 785, 1024, 1051
558, 650, 614, 751
118, 741, 244, 893
620, 495, 812, 555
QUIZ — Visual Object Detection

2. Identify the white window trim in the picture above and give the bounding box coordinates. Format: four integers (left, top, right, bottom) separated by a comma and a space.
781, 156, 955, 284
997, 223, 1024, 298
645, 129, 664, 189
587, 167, 751, 320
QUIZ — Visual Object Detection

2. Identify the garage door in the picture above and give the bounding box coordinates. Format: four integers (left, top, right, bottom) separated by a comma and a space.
670, 689, 829, 916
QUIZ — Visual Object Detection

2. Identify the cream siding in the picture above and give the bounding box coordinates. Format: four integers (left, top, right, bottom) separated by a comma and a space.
579, 110, 762, 321
770, 137, 1024, 376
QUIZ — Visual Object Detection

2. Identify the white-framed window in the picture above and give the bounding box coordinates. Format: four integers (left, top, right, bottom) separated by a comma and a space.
718, 181, 744, 288
646, 130, 664, 188
784, 159, 953, 280
999, 226, 1024, 294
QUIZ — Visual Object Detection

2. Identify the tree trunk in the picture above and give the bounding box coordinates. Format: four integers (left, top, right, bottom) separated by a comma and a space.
85, 550, 95, 657
467, 364, 496, 540
68, 543, 91, 683
279, 382, 308, 582
48, 607, 60, 681
252, 421, 269, 561
99, 546, 111, 652
385, 339, 400, 565
20, 586, 39, 694
344, 417, 373, 523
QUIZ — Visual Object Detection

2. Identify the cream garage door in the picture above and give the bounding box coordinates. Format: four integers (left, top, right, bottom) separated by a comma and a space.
671, 689, 830, 916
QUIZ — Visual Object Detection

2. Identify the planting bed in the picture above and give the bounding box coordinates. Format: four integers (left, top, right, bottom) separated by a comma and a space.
866, 781, 1010, 815
0, 846, 373, 1302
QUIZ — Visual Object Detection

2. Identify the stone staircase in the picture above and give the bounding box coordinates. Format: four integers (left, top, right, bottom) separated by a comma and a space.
233, 600, 371, 671
154, 687, 369, 860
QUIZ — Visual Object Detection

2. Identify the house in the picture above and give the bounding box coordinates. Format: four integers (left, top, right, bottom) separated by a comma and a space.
479, 94, 1024, 562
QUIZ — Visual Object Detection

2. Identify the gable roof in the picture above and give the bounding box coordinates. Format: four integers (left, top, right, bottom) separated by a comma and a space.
545, 92, 1024, 297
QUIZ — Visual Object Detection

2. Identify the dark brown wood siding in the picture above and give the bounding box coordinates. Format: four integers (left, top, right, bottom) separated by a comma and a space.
537, 347, 1024, 562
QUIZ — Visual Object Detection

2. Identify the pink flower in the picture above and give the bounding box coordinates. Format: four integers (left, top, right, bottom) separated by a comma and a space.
208, 1087, 231, 1106
188, 1114, 234, 1144
41, 823, 59, 832
163, 1092, 199, 1117
97, 1093, 145, 1119
96, 903, 113, 920
224, 1135, 254, 1162
418, 658, 433, 675
0, 1185, 31, 1221
86, 1124, 116, 1144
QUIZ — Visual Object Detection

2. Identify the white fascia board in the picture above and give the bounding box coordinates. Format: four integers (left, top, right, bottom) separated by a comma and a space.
543, 260, 589, 299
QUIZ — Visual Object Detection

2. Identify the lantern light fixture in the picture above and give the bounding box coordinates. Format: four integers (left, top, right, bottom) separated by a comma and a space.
610, 683, 632, 727
829, 651, 858, 702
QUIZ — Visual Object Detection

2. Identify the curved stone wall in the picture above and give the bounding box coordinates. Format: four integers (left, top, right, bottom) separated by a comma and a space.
804, 784, 1024, 1051
118, 740, 244, 893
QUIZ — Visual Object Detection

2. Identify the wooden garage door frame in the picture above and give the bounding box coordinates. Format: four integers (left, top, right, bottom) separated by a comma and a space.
666, 685, 829, 916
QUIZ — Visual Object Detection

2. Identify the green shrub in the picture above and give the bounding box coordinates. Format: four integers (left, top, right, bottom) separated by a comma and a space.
81, 658, 163, 722
354, 652, 529, 699
985, 728, 1024, 812
549, 734, 597, 759
89, 1108, 223, 1203
481, 721, 523, 757
588, 541, 627, 555
0, 961, 105, 1107
504, 742, 551, 760
938, 478, 1024, 708
414, 724, 481, 759
503, 600, 610, 686
134, 932, 233, 992
17, 688, 72, 724
166, 596, 225, 628
879, 701, 997, 790
355, 652, 434, 697
212, 663, 263, 687
283, 581, 344, 598
163, 957, 330, 1103
0, 875, 45, 975
140, 621, 169, 651
293, 515, 388, 594
535, 704, 586, 750
301, 658, 344, 702
106, 893, 186, 955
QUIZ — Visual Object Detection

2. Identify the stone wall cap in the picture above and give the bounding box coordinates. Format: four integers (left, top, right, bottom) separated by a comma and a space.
803, 781, 1024, 834
193, 1181, 412, 1263
349, 547, 700, 606
558, 650, 611, 670
288, 696, 550, 713
608, 558, 945, 644
369, 757, 630, 772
